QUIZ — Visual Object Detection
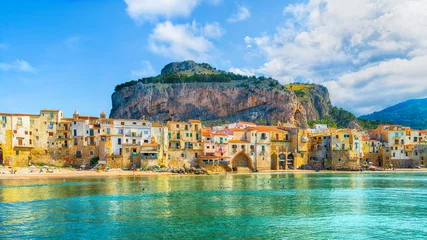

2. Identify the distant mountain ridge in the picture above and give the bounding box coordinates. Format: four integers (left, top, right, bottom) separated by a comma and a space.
360, 98, 427, 129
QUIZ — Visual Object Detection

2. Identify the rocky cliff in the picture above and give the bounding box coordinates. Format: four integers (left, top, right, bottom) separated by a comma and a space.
110, 61, 334, 127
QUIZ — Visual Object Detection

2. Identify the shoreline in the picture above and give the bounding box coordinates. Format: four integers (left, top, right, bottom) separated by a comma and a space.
0, 167, 426, 180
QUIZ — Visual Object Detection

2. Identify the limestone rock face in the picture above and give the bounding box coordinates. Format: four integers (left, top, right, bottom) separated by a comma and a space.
110, 80, 332, 127
110, 60, 336, 126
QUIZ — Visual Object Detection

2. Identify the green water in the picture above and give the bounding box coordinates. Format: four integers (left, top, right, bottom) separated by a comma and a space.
0, 172, 426, 239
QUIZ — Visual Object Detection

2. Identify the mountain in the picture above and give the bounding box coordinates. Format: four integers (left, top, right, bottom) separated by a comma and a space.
360, 98, 427, 129
110, 60, 358, 128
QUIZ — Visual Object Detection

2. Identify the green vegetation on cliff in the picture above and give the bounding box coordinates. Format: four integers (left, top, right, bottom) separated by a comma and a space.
308, 107, 357, 128
114, 73, 280, 91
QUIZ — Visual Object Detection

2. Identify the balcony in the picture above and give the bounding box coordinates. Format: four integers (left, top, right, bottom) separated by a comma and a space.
14, 143, 34, 148
140, 147, 158, 152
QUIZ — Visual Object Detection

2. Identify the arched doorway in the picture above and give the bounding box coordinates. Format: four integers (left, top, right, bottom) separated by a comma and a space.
287, 154, 294, 169
232, 152, 252, 171
0, 147, 3, 165
271, 153, 278, 170
279, 153, 286, 169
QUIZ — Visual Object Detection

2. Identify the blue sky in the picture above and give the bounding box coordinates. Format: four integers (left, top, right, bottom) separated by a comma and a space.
1, 0, 427, 117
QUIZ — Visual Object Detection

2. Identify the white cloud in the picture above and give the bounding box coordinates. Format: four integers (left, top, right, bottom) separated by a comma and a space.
201, 22, 225, 39
228, 67, 256, 77
239, 0, 427, 115
64, 36, 82, 48
0, 60, 36, 73
124, 0, 198, 23
227, 6, 250, 23
148, 21, 222, 61
131, 61, 157, 78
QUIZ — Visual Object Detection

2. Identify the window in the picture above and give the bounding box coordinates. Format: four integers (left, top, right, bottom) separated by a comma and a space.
49, 122, 54, 129
1, 116, 6, 123
261, 146, 265, 151
207, 146, 210, 149
29, 139, 32, 145
168, 133, 171, 139
132, 139, 136, 144
121, 122, 124, 125
133, 122, 137, 125
50, 113, 54, 118
16, 151, 19, 156
106, 128, 110, 134
49, 132, 54, 137
232, 144, 237, 149
144, 131, 148, 135
196, 133, 199, 140
393, 152, 396, 157
261, 133, 267, 139
195, 153, 198, 158
118, 138, 122, 145
176, 124, 179, 128
186, 133, 189, 137
74, 129, 77, 137
17, 118, 22, 125
30, 120, 34, 125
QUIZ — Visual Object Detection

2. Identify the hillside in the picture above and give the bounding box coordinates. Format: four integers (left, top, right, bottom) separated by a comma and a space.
360, 98, 427, 129
110, 61, 358, 128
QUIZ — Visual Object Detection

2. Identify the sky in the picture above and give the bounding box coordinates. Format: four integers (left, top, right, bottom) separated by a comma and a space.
1, 0, 427, 118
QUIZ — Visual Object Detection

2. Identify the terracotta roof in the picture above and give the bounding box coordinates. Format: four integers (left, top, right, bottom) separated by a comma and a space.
237, 121, 256, 125
228, 139, 249, 143
419, 130, 427, 134
247, 126, 286, 132
229, 128, 248, 132
189, 119, 201, 123
151, 123, 162, 127
213, 133, 227, 136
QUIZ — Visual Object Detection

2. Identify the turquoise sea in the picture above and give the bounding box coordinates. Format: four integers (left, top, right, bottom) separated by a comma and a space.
0, 172, 426, 239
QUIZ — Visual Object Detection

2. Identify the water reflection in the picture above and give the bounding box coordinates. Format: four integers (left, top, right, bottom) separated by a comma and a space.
0, 172, 427, 239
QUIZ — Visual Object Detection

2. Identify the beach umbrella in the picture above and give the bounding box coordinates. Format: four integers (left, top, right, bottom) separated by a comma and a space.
80, 165, 86, 168
29, 166, 36, 169
43, 165, 49, 168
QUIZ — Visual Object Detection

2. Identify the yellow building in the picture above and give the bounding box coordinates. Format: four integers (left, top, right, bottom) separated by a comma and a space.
167, 120, 202, 167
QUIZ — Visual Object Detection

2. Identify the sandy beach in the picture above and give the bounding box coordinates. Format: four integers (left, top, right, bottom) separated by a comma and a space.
0, 166, 426, 180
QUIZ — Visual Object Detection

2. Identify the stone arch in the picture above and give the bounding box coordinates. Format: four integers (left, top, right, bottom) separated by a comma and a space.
231, 152, 253, 170
271, 153, 278, 170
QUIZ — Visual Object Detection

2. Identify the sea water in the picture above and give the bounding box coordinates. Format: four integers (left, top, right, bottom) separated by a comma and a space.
0, 172, 426, 239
